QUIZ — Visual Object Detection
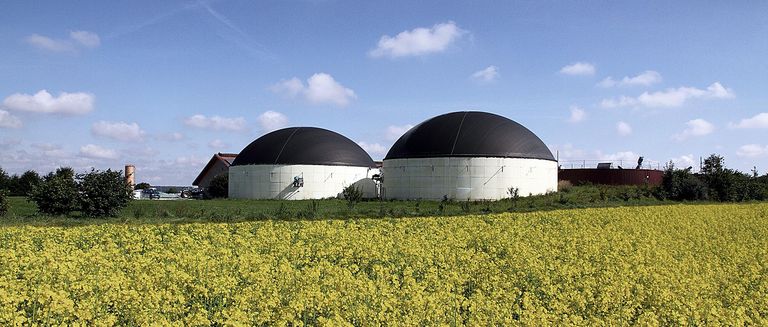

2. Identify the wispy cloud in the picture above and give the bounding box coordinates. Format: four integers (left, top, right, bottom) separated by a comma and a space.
673, 119, 715, 141
568, 106, 585, 123
25, 31, 100, 53
0, 110, 22, 128
2, 90, 94, 115
270, 73, 356, 107
369, 21, 466, 58
257, 111, 289, 133
598, 70, 662, 88
616, 121, 632, 136
601, 82, 734, 108
471, 66, 499, 83
560, 62, 595, 76
79, 144, 119, 160
92, 121, 146, 142
729, 112, 768, 129
736, 144, 768, 158
183, 114, 247, 132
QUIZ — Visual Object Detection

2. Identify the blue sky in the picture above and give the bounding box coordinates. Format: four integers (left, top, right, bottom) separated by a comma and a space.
1, 1, 767, 185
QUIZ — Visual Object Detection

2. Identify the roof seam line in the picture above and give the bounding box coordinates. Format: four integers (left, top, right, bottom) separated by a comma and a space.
449, 111, 468, 155
274, 127, 300, 164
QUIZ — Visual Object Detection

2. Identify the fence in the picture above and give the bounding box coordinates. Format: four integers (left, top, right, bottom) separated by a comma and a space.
557, 159, 663, 170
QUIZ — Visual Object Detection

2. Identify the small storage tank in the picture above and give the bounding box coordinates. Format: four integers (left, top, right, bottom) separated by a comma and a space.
382, 111, 557, 200
229, 127, 379, 200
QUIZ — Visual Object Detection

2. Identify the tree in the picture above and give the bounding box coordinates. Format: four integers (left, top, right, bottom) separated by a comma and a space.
78, 169, 133, 217
660, 162, 708, 201
0, 167, 9, 191
134, 182, 151, 190
0, 190, 8, 217
28, 170, 79, 215
207, 174, 228, 198
16, 170, 42, 196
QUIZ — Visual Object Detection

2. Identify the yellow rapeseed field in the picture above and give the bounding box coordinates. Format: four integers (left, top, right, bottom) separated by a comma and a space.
1, 203, 766, 326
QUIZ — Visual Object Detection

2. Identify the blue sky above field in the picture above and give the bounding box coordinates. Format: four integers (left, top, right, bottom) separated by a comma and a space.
1, 1, 767, 184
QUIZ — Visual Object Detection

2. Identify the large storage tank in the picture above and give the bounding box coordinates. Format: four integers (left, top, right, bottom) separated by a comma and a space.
382, 111, 557, 200
229, 127, 379, 200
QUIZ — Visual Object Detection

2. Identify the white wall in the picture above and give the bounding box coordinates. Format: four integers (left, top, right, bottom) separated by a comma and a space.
382, 157, 557, 200
229, 164, 379, 200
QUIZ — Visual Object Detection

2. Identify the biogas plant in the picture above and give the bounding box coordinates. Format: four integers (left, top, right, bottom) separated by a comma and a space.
225, 111, 558, 201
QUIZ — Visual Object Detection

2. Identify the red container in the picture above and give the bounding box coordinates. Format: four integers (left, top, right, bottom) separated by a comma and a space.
558, 169, 663, 186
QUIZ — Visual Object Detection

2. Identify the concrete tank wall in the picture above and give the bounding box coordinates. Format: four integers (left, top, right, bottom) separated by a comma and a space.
382, 157, 557, 200
229, 164, 378, 200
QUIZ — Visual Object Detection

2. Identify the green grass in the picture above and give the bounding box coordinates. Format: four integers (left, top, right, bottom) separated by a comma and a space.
0, 184, 692, 227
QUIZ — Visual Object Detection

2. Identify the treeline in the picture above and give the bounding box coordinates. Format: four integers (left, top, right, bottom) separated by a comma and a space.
0, 166, 132, 218
0, 168, 43, 196
660, 154, 768, 201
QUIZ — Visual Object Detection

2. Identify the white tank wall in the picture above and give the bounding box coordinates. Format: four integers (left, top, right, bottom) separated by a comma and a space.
382, 157, 557, 200
229, 164, 379, 200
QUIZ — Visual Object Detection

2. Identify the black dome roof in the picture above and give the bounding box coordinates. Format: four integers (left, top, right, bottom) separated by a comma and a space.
232, 127, 375, 167
384, 111, 555, 161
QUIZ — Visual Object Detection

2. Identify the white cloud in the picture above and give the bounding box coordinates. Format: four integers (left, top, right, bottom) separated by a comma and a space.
559, 62, 595, 76
69, 31, 100, 48
156, 132, 185, 142
736, 144, 768, 158
25, 34, 75, 52
385, 124, 414, 141
548, 143, 586, 161
471, 66, 499, 83
270, 73, 356, 107
601, 82, 734, 108
257, 110, 288, 133
616, 121, 632, 136
670, 154, 696, 168
208, 139, 228, 149
2, 90, 95, 115
369, 21, 466, 58
0, 110, 22, 128
598, 151, 639, 162
79, 144, 119, 160
25, 31, 100, 53
183, 114, 247, 132
568, 106, 586, 123
673, 119, 715, 141
598, 70, 662, 88
357, 141, 388, 158
730, 112, 768, 129
91, 121, 145, 142
174, 155, 209, 167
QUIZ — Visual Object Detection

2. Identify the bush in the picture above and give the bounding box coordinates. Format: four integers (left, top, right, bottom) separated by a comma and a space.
207, 174, 229, 198
78, 169, 133, 217
342, 184, 362, 209
134, 182, 151, 190
0, 190, 8, 217
28, 171, 79, 215
661, 164, 708, 201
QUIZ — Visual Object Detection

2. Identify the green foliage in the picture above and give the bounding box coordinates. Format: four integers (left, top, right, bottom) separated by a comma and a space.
28, 170, 79, 216
134, 182, 151, 190
13, 170, 42, 196
661, 163, 708, 201
0, 167, 9, 191
78, 169, 133, 217
0, 191, 8, 217
342, 184, 362, 209
166, 187, 179, 194
207, 174, 228, 199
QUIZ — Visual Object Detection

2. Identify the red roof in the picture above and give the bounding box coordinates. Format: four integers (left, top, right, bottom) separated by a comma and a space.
192, 152, 238, 186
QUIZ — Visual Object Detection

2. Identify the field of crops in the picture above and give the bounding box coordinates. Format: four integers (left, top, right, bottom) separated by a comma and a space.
1, 203, 766, 325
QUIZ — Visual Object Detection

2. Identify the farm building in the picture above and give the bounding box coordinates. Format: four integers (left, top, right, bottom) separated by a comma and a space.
382, 111, 557, 200
192, 153, 238, 189
229, 127, 379, 200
